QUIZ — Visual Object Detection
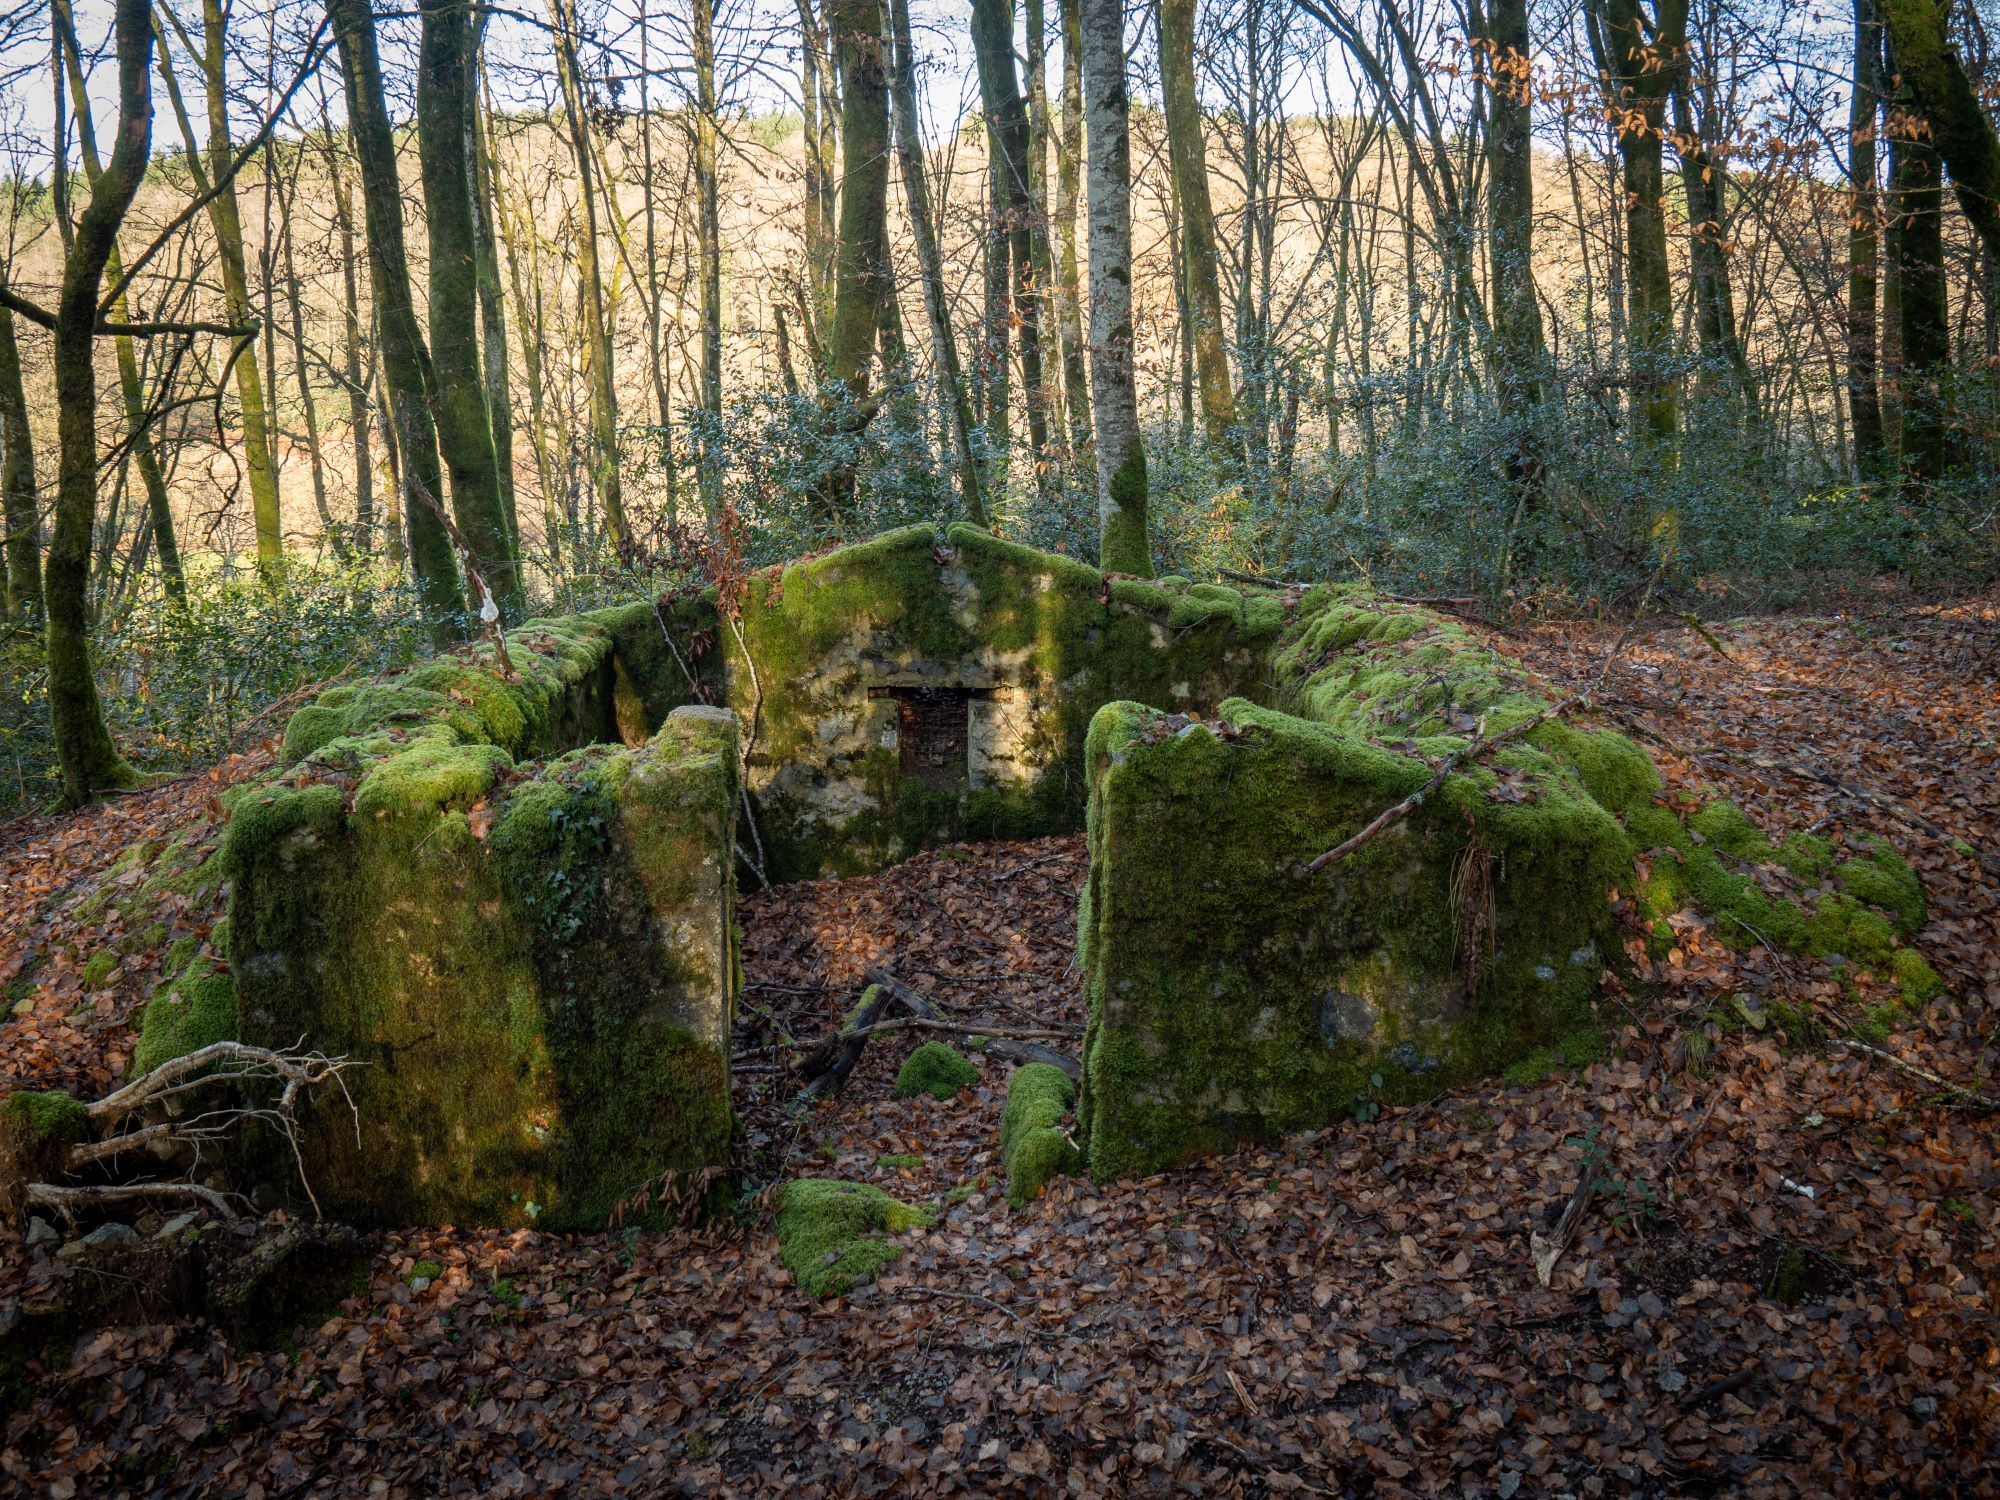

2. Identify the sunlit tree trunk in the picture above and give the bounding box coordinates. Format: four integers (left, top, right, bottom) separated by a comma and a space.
468, 18, 518, 553
886, 0, 984, 521
0, 308, 39, 622
548, 0, 626, 544
324, 135, 375, 549
826, 0, 892, 396
1158, 0, 1235, 447
328, 0, 462, 635
275, 159, 340, 552
46, 0, 152, 804
1587, 0, 1685, 450
1848, 0, 1886, 477
59, 1, 182, 601
418, 0, 522, 618
797, 0, 839, 349
1053, 0, 1092, 464
154, 0, 283, 570
1081, 0, 1149, 574
1481, 0, 1546, 488
694, 0, 725, 517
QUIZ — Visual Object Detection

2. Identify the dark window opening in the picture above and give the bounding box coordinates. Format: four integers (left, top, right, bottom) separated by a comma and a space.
872, 686, 984, 791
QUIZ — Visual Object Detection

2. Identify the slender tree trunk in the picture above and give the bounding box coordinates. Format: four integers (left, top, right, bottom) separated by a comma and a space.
468, 24, 518, 553
827, 0, 892, 395
47, 0, 154, 804
1482, 0, 1546, 488
325, 135, 374, 548
275, 162, 340, 553
1849, 0, 1886, 477
1081, 0, 1149, 574
0, 308, 39, 621
59, 2, 183, 601
1890, 88, 1954, 481
328, 0, 462, 636
548, 0, 626, 544
693, 0, 725, 517
1054, 0, 1092, 464
887, 0, 984, 521
418, 0, 522, 618
1672, 77, 1757, 426
153, 0, 283, 569
1589, 0, 1685, 449
797, 0, 839, 350
1158, 0, 1235, 447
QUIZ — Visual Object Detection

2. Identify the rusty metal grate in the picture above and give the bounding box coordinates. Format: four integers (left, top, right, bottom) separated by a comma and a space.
890, 687, 972, 791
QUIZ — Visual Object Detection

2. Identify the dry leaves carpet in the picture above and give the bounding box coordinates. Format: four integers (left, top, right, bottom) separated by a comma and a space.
0, 599, 1995, 1497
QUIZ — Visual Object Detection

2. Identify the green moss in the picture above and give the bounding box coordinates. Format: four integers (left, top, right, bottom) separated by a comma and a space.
1803, 893, 1897, 969
130, 963, 239, 1076
1001, 1063, 1082, 1206
1835, 839, 1925, 934
893, 1041, 980, 1101
876, 1153, 924, 1170
1776, 832, 1835, 882
1, 1091, 90, 1202
1501, 1028, 1604, 1087
4, 1090, 88, 1147
775, 1178, 934, 1298
1099, 450, 1153, 576
78, 951, 115, 989
1688, 800, 1771, 860
1892, 947, 1943, 1004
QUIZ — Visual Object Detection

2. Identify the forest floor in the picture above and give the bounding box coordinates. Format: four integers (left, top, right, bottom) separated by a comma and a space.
1, 596, 1997, 1497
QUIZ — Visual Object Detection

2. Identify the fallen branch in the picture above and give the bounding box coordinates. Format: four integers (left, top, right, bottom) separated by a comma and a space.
1832, 1037, 1999, 1111
1530, 1155, 1600, 1287
27, 1180, 242, 1221
862, 967, 1083, 1077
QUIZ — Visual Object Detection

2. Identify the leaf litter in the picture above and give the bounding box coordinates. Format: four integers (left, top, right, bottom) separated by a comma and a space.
1, 600, 1996, 1497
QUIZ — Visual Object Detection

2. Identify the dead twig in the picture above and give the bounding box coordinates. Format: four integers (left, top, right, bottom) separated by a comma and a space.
1832, 1037, 1999, 1111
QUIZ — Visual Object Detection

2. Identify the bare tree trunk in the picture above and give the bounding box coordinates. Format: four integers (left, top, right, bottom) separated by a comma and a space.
328, 0, 462, 636
548, 0, 626, 544
1481, 0, 1546, 487
797, 0, 839, 351
694, 0, 725, 517
59, 1, 183, 602
46, 0, 151, 805
275, 157, 340, 553
1158, 0, 1235, 446
324, 130, 375, 548
0, 307, 39, 621
1848, 0, 1887, 477
1890, 76, 1954, 481
1081, 0, 1149, 574
1053, 0, 1092, 464
887, 0, 984, 521
419, 0, 522, 618
468, 17, 518, 553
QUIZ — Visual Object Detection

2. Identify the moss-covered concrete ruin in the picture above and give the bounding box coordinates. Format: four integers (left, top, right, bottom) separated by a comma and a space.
97, 525, 1930, 1228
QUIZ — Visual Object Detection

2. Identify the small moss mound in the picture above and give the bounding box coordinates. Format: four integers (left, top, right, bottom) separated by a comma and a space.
78, 951, 116, 990
893, 1042, 980, 1101
0, 1091, 91, 1215
1000, 1064, 1081, 1207
775, 1179, 935, 1298
130, 962, 239, 1077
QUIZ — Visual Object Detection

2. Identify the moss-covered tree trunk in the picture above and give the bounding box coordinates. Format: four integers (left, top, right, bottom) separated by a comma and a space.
1588, 0, 1685, 451
1053, 0, 1093, 467
886, 0, 985, 522
1879, 0, 2000, 259
971, 0, 1051, 491
1890, 99, 1955, 482
693, 0, 725, 518
1159, 0, 1235, 449
0, 308, 39, 622
467, 27, 518, 554
823, 0, 893, 503
1849, 0, 1887, 478
419, 0, 523, 620
1481, 0, 1546, 493
547, 0, 627, 545
328, 0, 463, 638
1081, 0, 1150, 575
46, 0, 151, 806
56, 2, 183, 603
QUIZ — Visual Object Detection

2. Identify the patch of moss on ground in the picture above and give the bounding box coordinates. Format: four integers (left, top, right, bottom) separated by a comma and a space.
1502, 1028, 1605, 1087
1000, 1064, 1082, 1206
893, 1042, 979, 1101
775, 1179, 934, 1298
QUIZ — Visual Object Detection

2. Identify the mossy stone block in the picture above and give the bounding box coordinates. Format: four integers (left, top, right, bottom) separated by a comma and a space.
225, 706, 739, 1228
